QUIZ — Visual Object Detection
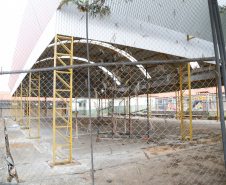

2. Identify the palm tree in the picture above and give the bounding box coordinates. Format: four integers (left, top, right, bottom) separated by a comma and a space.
60, 0, 131, 17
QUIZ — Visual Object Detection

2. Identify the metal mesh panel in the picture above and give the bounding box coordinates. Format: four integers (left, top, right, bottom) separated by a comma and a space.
1, 0, 226, 184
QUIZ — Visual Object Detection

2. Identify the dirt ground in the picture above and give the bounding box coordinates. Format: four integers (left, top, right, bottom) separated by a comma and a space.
0, 117, 226, 185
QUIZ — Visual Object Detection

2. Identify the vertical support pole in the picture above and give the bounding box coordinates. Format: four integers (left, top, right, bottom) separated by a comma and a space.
53, 34, 73, 164
179, 63, 184, 139
212, 0, 226, 97
97, 95, 100, 141
146, 64, 150, 139
188, 63, 192, 140
53, 36, 57, 164
149, 94, 152, 118
215, 65, 219, 122
111, 85, 114, 138
179, 63, 192, 141
29, 73, 31, 138
11, 95, 14, 120
29, 72, 40, 139
216, 80, 219, 122
105, 91, 106, 111
179, 64, 184, 139
15, 90, 18, 124
175, 72, 180, 120
124, 98, 126, 133
69, 39, 73, 164
26, 83, 29, 128
44, 72, 47, 117
124, 98, 125, 115
20, 83, 23, 127
97, 72, 101, 141
101, 98, 103, 117
86, 10, 95, 184
175, 91, 178, 119
129, 66, 132, 138
75, 71, 78, 139
20, 79, 29, 129
137, 95, 139, 112
209, 0, 226, 168
38, 72, 40, 138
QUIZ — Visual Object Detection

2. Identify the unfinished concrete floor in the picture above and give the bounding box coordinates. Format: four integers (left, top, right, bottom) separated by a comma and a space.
0, 116, 226, 184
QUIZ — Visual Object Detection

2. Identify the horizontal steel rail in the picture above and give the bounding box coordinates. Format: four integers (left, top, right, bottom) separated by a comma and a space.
1, 57, 216, 75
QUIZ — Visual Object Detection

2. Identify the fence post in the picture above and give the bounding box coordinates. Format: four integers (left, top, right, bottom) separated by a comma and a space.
208, 0, 226, 169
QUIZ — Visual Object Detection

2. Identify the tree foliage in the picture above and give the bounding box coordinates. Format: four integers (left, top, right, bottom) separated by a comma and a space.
60, 0, 132, 18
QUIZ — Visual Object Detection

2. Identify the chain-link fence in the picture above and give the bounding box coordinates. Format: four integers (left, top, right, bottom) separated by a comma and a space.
1, 0, 226, 184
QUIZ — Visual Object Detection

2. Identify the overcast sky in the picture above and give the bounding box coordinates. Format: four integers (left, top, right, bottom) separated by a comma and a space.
218, 0, 226, 6
0, 0, 27, 92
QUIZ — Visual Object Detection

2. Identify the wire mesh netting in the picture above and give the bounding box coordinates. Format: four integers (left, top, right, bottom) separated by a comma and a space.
1, 0, 226, 184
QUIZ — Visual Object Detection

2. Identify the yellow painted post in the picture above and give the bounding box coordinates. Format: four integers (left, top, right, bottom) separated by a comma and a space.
187, 63, 192, 140
15, 90, 18, 123
26, 84, 29, 128
53, 34, 73, 164
69, 36, 73, 162
29, 72, 41, 139
20, 81, 29, 129
179, 63, 192, 141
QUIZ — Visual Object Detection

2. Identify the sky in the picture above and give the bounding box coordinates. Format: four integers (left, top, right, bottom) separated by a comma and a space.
218, 0, 226, 7
0, 0, 27, 92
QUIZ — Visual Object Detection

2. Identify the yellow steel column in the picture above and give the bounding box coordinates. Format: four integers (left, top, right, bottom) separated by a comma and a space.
29, 72, 41, 139
26, 84, 29, 128
53, 34, 73, 164
20, 81, 29, 129
179, 63, 192, 141
15, 90, 18, 123
188, 63, 192, 140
